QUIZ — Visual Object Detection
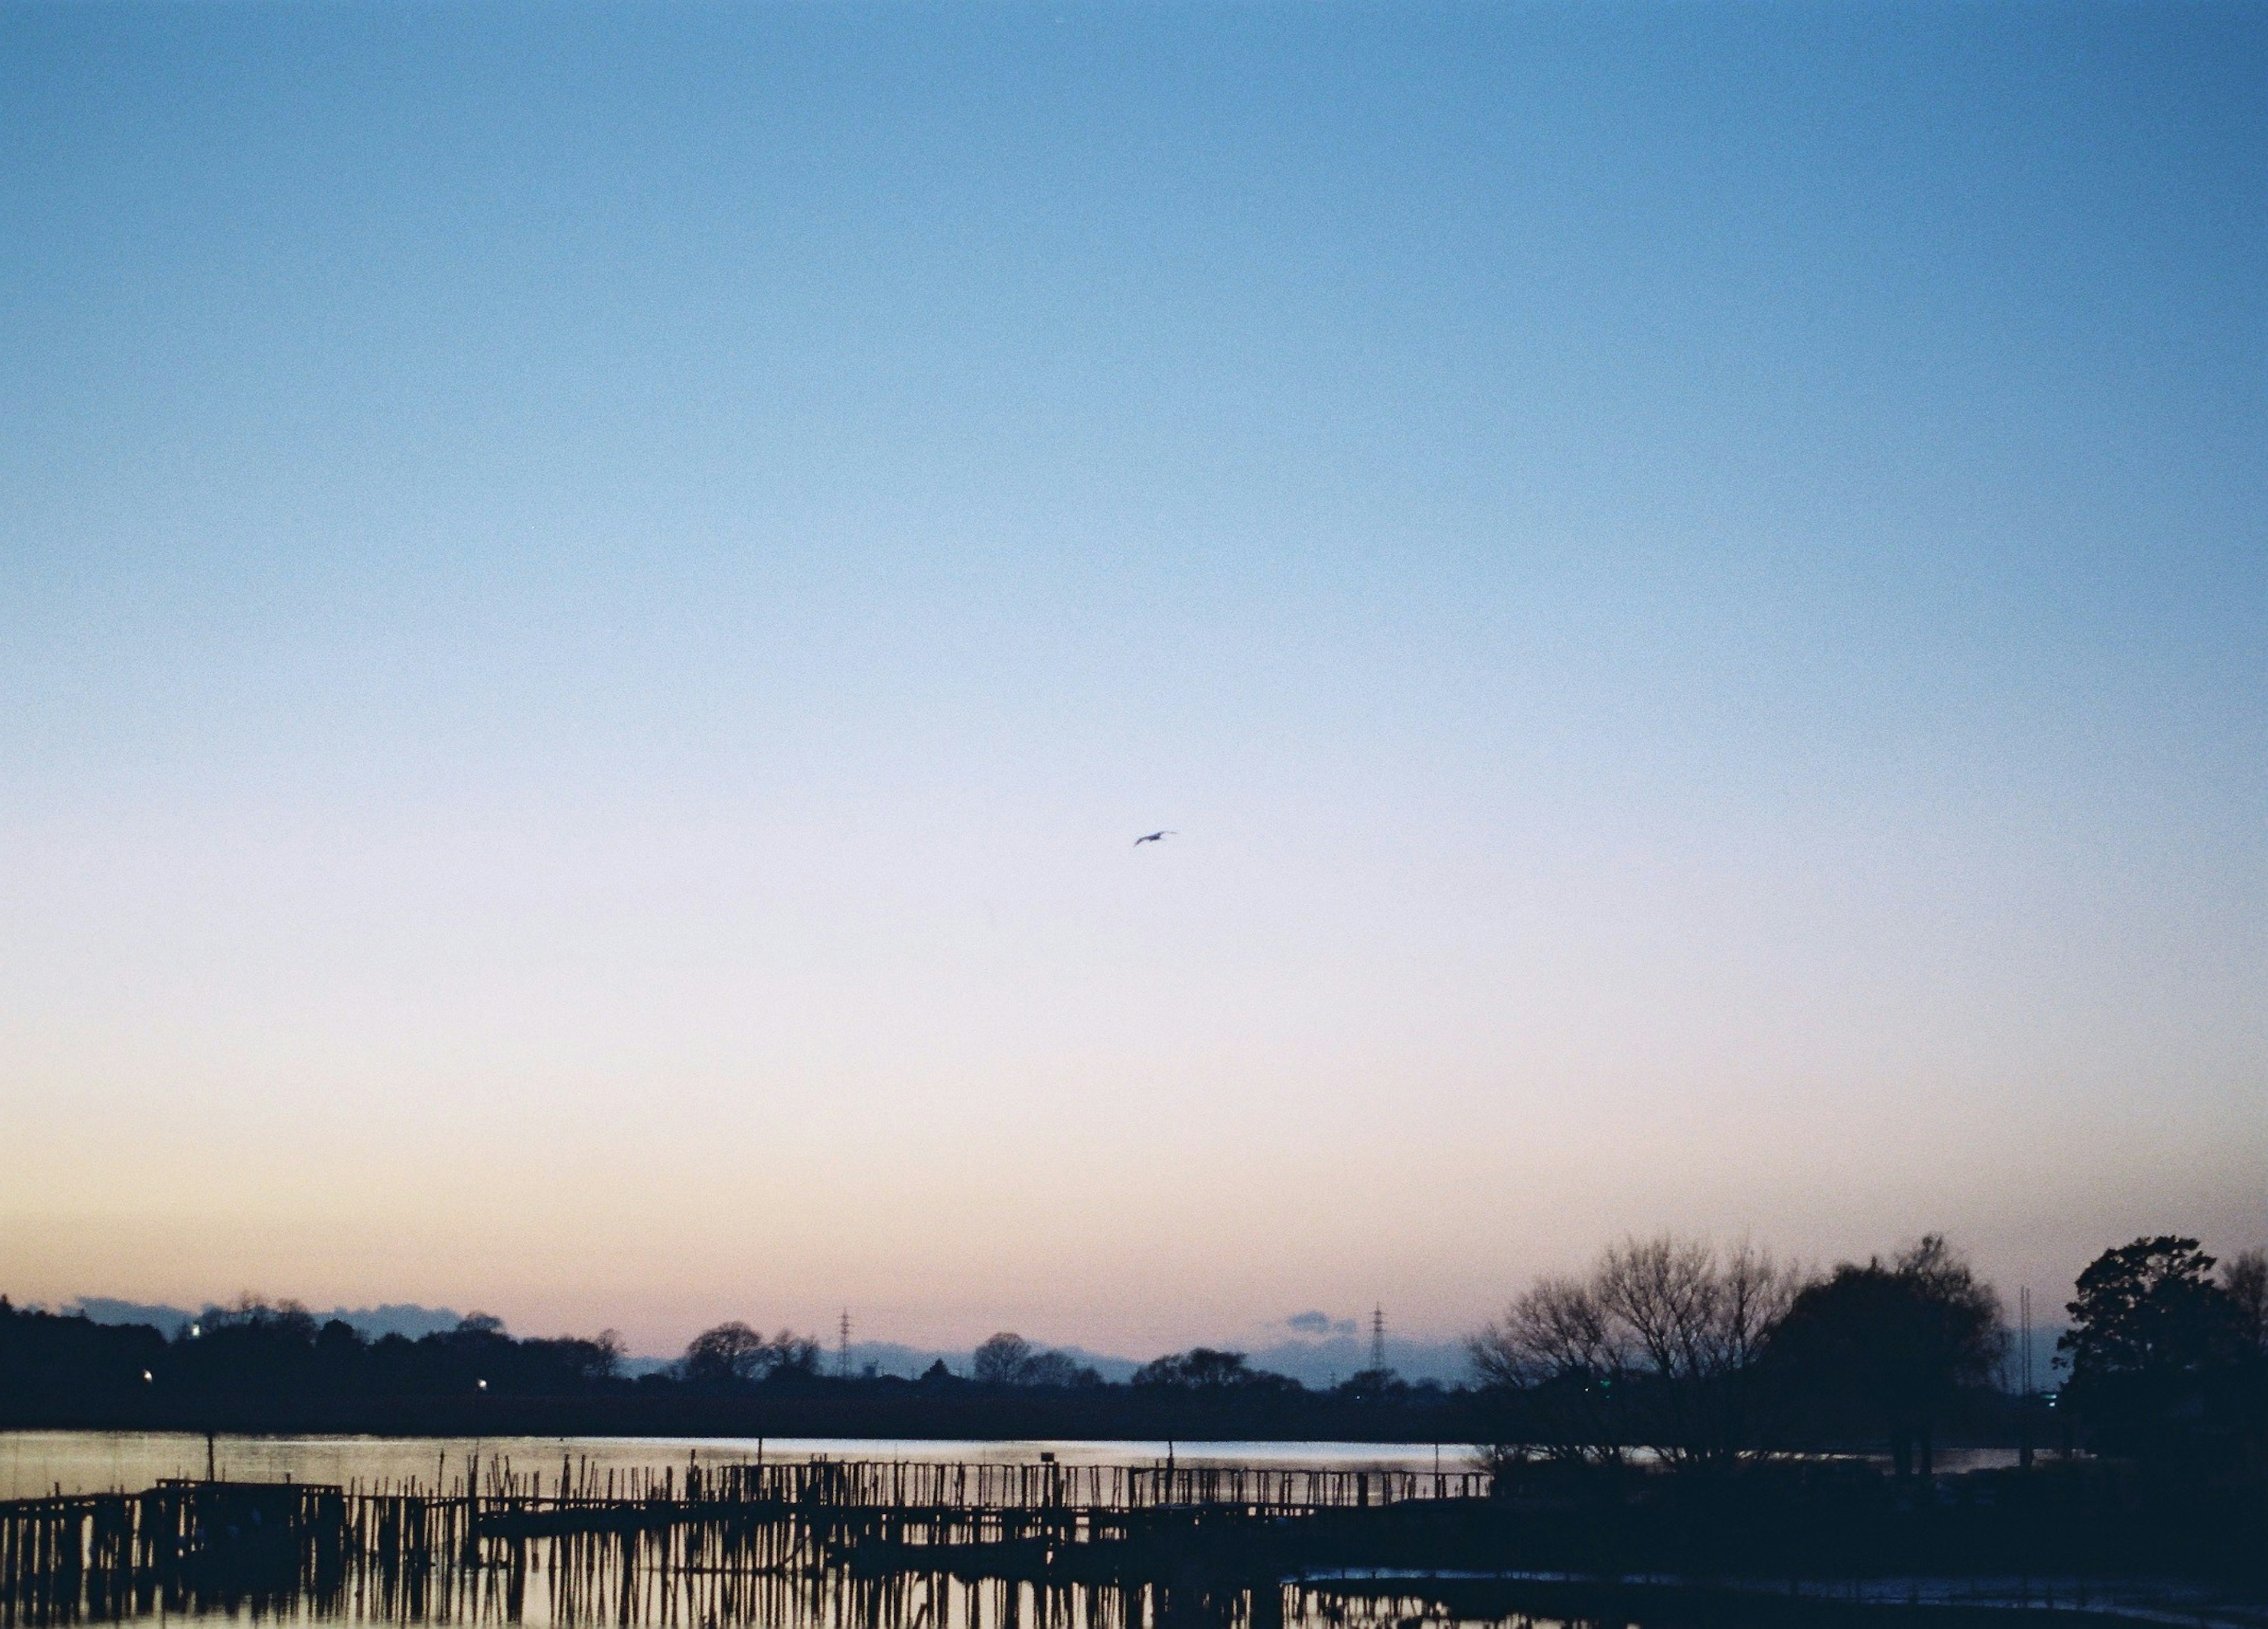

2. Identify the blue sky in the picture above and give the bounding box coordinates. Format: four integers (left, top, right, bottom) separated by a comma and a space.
2, 1, 2260, 1355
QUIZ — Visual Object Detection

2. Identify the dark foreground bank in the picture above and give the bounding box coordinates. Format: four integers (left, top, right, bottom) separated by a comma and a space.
2, 1454, 2257, 1629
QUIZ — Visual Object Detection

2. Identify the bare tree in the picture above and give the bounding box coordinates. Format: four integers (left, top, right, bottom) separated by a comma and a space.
683, 1321, 821, 1385
1468, 1274, 1628, 1463
970, 1331, 1103, 1387
1018, 1348, 1103, 1387
683, 1321, 769, 1384
1595, 1236, 1794, 1465
972, 1332, 1035, 1384
1471, 1235, 1795, 1467
1598, 1238, 1716, 1387
765, 1331, 823, 1377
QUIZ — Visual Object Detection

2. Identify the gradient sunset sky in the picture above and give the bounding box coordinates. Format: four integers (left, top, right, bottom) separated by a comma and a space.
2, 0, 2260, 1358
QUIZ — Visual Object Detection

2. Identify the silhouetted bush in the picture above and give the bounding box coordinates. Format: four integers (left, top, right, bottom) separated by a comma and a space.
1770, 1235, 2005, 1476
1130, 1348, 1298, 1394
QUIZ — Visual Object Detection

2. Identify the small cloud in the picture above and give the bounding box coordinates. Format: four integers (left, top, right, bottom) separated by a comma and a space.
1286, 1311, 1355, 1337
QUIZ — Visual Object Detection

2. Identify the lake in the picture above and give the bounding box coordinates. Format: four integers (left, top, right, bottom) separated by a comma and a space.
0, 1433, 2203, 1629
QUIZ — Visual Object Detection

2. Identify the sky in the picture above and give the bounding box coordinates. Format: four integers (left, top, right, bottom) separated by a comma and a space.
1, 0, 2261, 1362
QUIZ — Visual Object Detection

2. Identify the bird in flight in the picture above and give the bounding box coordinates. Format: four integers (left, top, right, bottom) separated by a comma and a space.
1133, 830, 1177, 846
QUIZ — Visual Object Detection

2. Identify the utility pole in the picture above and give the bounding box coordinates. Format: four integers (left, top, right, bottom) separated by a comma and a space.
2019, 1286, 2034, 1471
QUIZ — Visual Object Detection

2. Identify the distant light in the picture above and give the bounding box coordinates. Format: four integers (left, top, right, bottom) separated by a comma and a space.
189, 1325, 201, 1338
142, 1371, 153, 1383
477, 1379, 488, 1390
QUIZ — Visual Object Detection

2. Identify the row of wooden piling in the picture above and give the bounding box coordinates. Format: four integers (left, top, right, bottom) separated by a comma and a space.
0, 1459, 1490, 1627
451, 1456, 1486, 1514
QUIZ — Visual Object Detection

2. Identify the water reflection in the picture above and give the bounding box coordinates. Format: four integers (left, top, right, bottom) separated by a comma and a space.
0, 1484, 1584, 1629
8, 1544, 1594, 1629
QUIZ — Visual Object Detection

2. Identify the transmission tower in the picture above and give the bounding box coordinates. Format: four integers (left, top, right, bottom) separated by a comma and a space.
1370, 1305, 1387, 1372
838, 1309, 852, 1377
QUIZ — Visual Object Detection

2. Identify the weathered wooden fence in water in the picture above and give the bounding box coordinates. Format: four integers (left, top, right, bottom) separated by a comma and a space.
0, 1459, 1491, 1625
470, 1456, 1487, 1516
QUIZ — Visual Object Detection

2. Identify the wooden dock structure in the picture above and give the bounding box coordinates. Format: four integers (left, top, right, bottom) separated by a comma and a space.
0, 1458, 1492, 1625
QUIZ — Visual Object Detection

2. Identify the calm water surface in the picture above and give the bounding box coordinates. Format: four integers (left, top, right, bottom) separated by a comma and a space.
0, 1434, 2097, 1629
0, 1435, 1594, 1629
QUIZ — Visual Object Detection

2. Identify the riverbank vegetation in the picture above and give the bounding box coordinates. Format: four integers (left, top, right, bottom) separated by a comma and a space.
4, 1233, 2258, 1477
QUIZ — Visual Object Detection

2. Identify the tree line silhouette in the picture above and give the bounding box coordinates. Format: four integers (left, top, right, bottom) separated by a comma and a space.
1469, 1232, 2260, 1478
5, 1231, 2259, 1471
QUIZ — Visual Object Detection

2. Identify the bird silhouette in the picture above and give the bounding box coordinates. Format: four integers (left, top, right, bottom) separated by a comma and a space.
1133, 830, 1177, 846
